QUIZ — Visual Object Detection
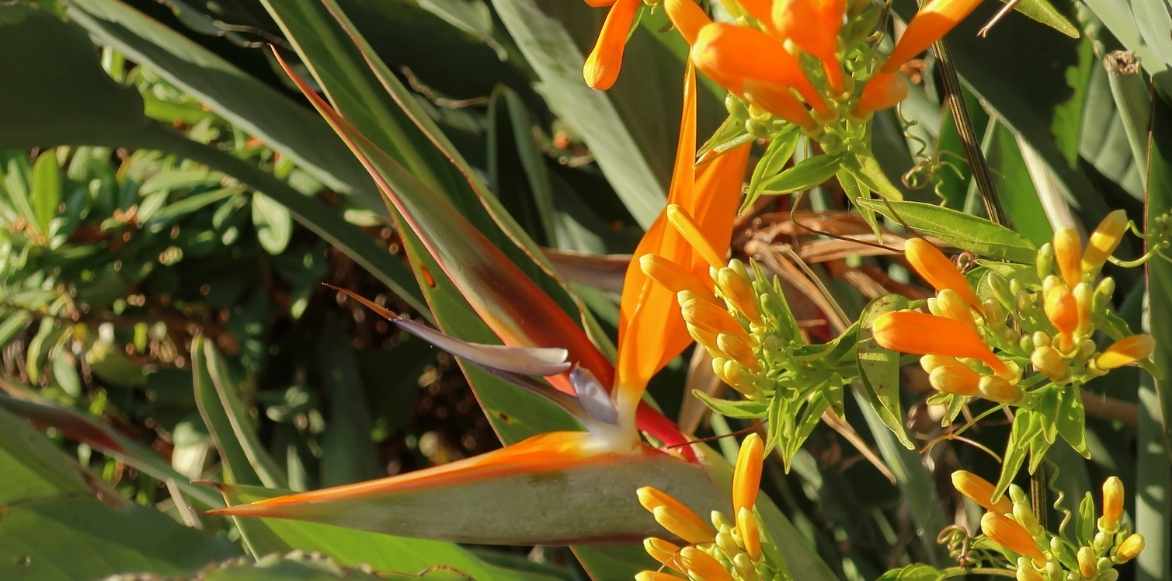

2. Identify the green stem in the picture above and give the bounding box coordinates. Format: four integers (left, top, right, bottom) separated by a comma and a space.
940, 566, 1017, 579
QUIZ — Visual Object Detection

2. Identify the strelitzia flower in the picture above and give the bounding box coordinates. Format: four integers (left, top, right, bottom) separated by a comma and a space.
583, 0, 642, 90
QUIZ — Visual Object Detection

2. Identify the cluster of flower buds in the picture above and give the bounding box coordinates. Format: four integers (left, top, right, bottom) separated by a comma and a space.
952, 471, 1144, 581
874, 212, 1153, 407
639, 205, 804, 403
636, 434, 783, 581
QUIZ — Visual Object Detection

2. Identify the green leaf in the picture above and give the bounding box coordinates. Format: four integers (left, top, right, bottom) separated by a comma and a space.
491, 0, 667, 227
1055, 387, 1089, 457
1002, 0, 1079, 38
876, 563, 944, 581
316, 318, 379, 486
691, 390, 769, 419
994, 410, 1043, 500
0, 406, 239, 579
855, 199, 1037, 262
856, 295, 914, 449
252, 192, 293, 255
743, 128, 799, 211
198, 553, 384, 581
29, 150, 60, 233
1082, 0, 1172, 101
211, 487, 563, 580
759, 154, 842, 196
1137, 92, 1172, 581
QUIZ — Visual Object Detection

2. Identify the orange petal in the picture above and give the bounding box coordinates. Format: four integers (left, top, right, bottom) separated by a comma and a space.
691, 23, 827, 114
584, 0, 641, 89
665, 0, 712, 45
615, 63, 749, 426
951, 470, 1013, 513
903, 238, 981, 310
880, 0, 983, 74
584, 0, 618, 6
854, 72, 908, 117
981, 512, 1045, 564
873, 311, 1006, 375
772, 0, 846, 92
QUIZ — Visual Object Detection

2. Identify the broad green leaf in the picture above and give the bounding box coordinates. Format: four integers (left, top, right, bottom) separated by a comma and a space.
1080, 58, 1144, 199
994, 410, 1043, 500
211, 487, 562, 581
29, 150, 60, 233
982, 121, 1053, 245
198, 553, 384, 581
0, 406, 239, 579
192, 336, 286, 489
1055, 387, 1089, 457
876, 563, 944, 581
316, 318, 380, 486
1137, 95, 1172, 581
491, 0, 666, 227
759, 155, 842, 196
743, 128, 799, 211
856, 199, 1037, 262
64, 0, 375, 202
856, 295, 914, 449
212, 436, 725, 545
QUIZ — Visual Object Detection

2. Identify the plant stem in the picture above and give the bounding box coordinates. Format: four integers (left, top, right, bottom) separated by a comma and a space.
926, 16, 1007, 226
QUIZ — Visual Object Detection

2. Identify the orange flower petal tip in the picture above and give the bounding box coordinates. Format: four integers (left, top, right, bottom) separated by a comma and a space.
1052, 227, 1082, 288
903, 238, 981, 310
1082, 209, 1128, 275
880, 0, 984, 74
665, 0, 711, 45
737, 506, 763, 561
584, 0, 641, 90
679, 546, 731, 581
854, 72, 908, 117
951, 470, 1013, 513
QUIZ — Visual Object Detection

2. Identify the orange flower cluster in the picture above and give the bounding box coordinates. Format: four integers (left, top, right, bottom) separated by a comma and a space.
584, 0, 987, 129
636, 434, 773, 581
952, 471, 1145, 579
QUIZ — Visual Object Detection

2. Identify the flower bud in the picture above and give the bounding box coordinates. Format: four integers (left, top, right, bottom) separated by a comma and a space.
1101, 476, 1124, 531
872, 311, 1007, 376
1036, 242, 1054, 281
1009, 485, 1041, 535
733, 434, 764, 514
1015, 557, 1042, 581
981, 512, 1045, 563
681, 295, 749, 341
951, 470, 1013, 513
666, 204, 725, 270
1093, 277, 1115, 316
1096, 335, 1155, 370
1044, 286, 1079, 336
930, 364, 980, 396
719, 359, 760, 398
1073, 282, 1094, 336
1077, 546, 1097, 578
715, 530, 740, 559
641, 254, 710, 297
1114, 533, 1145, 563
638, 487, 716, 544
737, 507, 762, 561
1082, 210, 1129, 276
904, 238, 981, 310
1053, 227, 1083, 288
1031, 346, 1067, 381
717, 333, 758, 370
583, 0, 641, 90
936, 289, 976, 328
716, 267, 761, 324
1032, 331, 1051, 348
920, 354, 958, 373
733, 553, 759, 581
979, 375, 1020, 403
643, 537, 683, 571
689, 323, 721, 355
679, 546, 732, 581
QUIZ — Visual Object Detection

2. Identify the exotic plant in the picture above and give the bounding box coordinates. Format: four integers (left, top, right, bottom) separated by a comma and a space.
0, 0, 1170, 580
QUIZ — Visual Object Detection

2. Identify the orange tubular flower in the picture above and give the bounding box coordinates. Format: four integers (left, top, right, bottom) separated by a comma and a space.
616, 63, 750, 437
854, 71, 908, 117
584, 0, 641, 90
903, 238, 982, 310
981, 512, 1045, 564
691, 23, 826, 120
952, 470, 1013, 513
732, 433, 764, 514
873, 311, 1007, 375
1082, 210, 1128, 275
1097, 335, 1155, 369
879, 0, 985, 75
1053, 228, 1083, 288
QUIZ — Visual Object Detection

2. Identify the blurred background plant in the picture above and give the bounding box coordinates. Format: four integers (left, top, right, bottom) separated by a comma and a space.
0, 0, 1170, 579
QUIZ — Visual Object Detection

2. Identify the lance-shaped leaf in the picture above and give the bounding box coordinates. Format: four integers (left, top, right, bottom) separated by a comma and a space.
209, 431, 723, 545
615, 63, 751, 424
274, 50, 690, 451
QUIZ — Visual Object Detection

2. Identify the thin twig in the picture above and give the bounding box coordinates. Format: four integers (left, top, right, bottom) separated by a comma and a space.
977, 0, 1022, 38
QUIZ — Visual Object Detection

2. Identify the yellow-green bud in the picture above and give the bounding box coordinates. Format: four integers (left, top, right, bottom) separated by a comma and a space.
1032, 331, 1052, 348
1077, 546, 1096, 578
1036, 242, 1054, 280
1114, 533, 1145, 563
1101, 476, 1124, 531
979, 375, 1020, 403
1093, 277, 1115, 316
1031, 346, 1067, 381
